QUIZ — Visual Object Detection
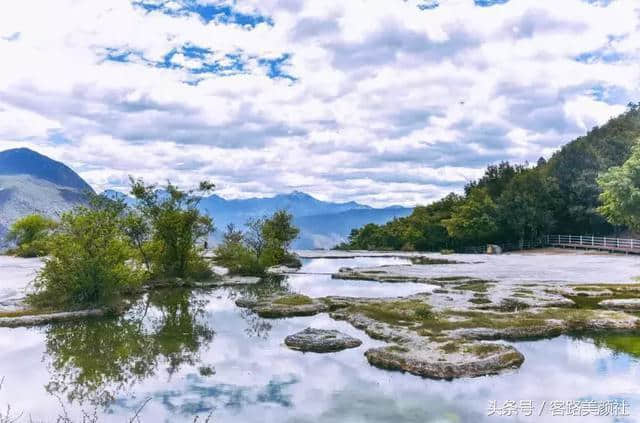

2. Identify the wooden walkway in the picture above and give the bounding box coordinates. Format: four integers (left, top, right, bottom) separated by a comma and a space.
546, 235, 640, 255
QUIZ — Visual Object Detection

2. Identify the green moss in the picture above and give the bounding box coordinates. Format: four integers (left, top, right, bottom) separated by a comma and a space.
410, 257, 461, 265
454, 280, 494, 293
463, 343, 502, 357
273, 294, 313, 306
353, 300, 433, 326
492, 298, 530, 312
386, 345, 409, 353
469, 296, 491, 305
441, 341, 460, 353
432, 276, 468, 282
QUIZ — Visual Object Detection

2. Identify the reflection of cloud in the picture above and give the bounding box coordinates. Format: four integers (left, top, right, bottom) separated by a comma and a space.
114, 373, 298, 417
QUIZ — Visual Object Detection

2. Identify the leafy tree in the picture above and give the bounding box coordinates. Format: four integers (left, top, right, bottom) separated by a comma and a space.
443, 187, 498, 243
29, 196, 144, 309
495, 170, 558, 242
6, 214, 57, 257
214, 210, 300, 276
214, 224, 263, 276
261, 210, 300, 266
129, 178, 214, 279
597, 140, 640, 231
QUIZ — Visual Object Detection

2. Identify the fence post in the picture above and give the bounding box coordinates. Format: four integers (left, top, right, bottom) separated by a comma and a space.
580, 235, 583, 245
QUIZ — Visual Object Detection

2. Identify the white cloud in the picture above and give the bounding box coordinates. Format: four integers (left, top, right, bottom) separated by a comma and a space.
0, 0, 638, 206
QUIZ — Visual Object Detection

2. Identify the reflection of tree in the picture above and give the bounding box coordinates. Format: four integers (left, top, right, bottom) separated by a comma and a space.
44, 288, 215, 406
589, 333, 640, 358
230, 275, 290, 339
239, 308, 272, 339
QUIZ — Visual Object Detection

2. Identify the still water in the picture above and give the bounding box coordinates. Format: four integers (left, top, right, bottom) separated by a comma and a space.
0, 256, 639, 422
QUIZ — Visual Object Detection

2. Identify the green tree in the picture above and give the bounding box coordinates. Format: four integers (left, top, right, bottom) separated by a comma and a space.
260, 210, 300, 266
496, 170, 558, 243
214, 224, 263, 276
214, 210, 300, 276
6, 214, 57, 257
129, 178, 214, 279
597, 140, 640, 231
29, 196, 144, 309
443, 188, 498, 244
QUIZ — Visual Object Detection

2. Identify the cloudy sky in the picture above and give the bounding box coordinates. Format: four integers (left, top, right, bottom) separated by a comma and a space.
0, 0, 638, 206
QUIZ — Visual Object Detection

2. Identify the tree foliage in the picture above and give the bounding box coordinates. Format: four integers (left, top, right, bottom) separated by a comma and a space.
597, 140, 640, 231
6, 214, 57, 257
129, 178, 215, 279
214, 210, 300, 276
29, 196, 144, 309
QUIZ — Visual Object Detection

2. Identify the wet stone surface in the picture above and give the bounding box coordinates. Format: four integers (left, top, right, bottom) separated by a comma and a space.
284, 327, 362, 352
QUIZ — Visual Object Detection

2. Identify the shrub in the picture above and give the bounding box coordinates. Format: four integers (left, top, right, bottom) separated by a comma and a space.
5, 214, 57, 257
28, 197, 144, 309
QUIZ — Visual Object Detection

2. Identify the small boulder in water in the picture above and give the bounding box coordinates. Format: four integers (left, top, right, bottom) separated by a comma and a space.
285, 327, 362, 352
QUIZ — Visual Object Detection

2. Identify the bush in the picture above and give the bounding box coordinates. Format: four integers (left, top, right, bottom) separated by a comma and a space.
28, 197, 144, 309
5, 214, 57, 257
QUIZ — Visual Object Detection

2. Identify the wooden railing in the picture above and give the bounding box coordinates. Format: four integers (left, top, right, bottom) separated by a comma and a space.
546, 234, 640, 252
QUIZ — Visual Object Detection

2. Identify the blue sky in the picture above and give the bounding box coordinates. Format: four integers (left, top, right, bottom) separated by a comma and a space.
0, 0, 638, 206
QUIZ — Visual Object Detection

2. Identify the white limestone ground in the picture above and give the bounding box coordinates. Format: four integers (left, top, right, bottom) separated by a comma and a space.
329, 248, 640, 285
0, 255, 42, 312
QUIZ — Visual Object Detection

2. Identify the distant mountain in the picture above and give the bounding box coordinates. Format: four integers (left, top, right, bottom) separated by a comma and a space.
294, 207, 413, 249
0, 147, 411, 249
0, 148, 92, 192
0, 148, 93, 241
106, 189, 412, 249
198, 191, 408, 249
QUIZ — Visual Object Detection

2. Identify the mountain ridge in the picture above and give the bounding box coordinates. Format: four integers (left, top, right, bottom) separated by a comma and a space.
1, 147, 411, 248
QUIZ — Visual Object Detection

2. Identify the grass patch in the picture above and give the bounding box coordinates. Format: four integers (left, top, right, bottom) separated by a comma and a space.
273, 294, 313, 306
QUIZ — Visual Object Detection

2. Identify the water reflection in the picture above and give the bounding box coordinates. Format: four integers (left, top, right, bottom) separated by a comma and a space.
2, 257, 640, 422
44, 289, 214, 406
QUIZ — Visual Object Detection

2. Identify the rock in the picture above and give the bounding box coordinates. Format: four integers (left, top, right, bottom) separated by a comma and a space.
193, 276, 261, 287
365, 342, 524, 379
284, 327, 362, 352
487, 244, 502, 254
235, 294, 329, 318
599, 299, 640, 310
0, 309, 105, 327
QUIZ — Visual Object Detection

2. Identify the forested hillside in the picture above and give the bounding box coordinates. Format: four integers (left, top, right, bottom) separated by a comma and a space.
338, 103, 640, 251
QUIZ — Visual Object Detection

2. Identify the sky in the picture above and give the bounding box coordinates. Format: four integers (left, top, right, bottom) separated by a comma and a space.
0, 0, 638, 207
